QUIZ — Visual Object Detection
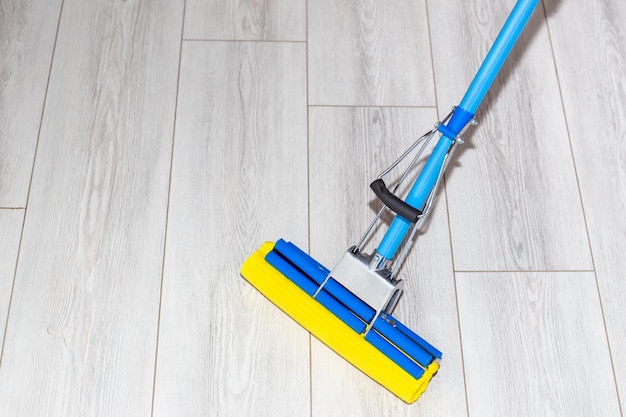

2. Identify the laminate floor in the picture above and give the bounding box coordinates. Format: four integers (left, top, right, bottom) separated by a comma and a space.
0, 1, 624, 416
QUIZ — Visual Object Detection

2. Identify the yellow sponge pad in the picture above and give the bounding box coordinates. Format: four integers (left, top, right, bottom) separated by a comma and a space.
240, 241, 438, 403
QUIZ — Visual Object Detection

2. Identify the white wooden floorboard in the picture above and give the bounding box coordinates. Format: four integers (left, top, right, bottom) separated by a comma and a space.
308, 107, 467, 416
457, 272, 621, 417
152, 41, 310, 417
0, 210, 24, 343
1, 0, 625, 415
0, 0, 183, 415
0, 0, 61, 207
429, 0, 592, 271
184, 0, 306, 41
308, 0, 435, 106
546, 0, 626, 408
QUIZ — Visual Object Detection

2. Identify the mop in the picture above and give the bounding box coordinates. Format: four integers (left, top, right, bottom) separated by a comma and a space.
241, 0, 539, 403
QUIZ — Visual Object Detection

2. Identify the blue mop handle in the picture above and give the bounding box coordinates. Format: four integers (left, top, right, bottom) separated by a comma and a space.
459, 0, 539, 114
376, 0, 539, 260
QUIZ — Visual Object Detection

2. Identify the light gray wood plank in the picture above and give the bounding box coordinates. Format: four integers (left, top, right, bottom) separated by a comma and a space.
0, 0, 61, 207
546, 0, 626, 407
308, 107, 467, 415
429, 1, 592, 270
0, 0, 183, 415
308, 0, 435, 106
457, 272, 621, 416
0, 210, 24, 342
152, 41, 310, 417
184, 0, 305, 41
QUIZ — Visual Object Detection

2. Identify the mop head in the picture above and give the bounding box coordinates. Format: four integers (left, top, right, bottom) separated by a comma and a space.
241, 239, 441, 403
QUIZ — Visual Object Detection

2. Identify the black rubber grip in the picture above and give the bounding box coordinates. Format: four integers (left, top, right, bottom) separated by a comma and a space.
370, 179, 422, 223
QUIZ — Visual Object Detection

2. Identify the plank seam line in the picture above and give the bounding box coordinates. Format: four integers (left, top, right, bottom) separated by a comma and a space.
150, 1, 187, 415
424, 0, 472, 415
305, 0, 315, 415
182, 38, 306, 44
541, 1, 624, 415
0, 0, 66, 367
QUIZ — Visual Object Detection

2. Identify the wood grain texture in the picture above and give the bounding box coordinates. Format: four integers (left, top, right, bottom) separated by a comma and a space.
429, 0, 592, 271
0, 0, 183, 415
0, 0, 61, 207
152, 41, 310, 417
308, 0, 435, 106
0, 0, 623, 414
546, 0, 626, 407
0, 210, 23, 342
308, 107, 467, 416
457, 272, 621, 417
184, 0, 305, 41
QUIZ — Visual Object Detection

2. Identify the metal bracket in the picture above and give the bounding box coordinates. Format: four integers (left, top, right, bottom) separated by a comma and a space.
314, 247, 403, 334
